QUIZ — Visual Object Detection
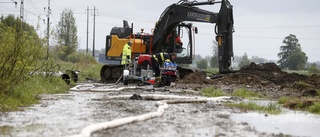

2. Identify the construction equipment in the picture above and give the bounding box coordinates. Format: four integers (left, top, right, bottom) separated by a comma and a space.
100, 0, 234, 85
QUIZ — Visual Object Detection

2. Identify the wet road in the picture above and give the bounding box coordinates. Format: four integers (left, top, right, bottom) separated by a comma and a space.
1, 83, 320, 137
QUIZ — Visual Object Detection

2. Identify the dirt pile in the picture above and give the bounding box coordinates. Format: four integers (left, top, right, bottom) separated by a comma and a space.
238, 62, 320, 92
177, 62, 320, 97
177, 70, 210, 84
239, 62, 308, 86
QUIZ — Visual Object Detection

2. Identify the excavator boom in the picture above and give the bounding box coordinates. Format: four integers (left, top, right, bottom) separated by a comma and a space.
152, 0, 234, 73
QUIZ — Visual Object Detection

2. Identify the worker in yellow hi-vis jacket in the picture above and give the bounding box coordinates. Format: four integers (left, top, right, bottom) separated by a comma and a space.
121, 41, 132, 65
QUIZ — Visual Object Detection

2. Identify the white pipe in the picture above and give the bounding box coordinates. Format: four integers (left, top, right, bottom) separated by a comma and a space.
66, 95, 231, 137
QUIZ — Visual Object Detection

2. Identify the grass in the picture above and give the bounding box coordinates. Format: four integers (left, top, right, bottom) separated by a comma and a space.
232, 88, 264, 99
295, 81, 314, 88
308, 102, 320, 114
278, 96, 320, 114
0, 54, 100, 112
200, 87, 264, 99
205, 67, 219, 75
200, 87, 225, 97
0, 76, 70, 111
79, 63, 104, 81
56, 60, 103, 82
227, 102, 282, 114
278, 96, 290, 104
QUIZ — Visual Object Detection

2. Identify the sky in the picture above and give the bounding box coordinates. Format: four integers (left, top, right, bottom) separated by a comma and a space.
1, 0, 320, 62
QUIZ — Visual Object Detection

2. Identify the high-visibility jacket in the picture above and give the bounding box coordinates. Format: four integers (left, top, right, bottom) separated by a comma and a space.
152, 52, 171, 66
121, 43, 131, 65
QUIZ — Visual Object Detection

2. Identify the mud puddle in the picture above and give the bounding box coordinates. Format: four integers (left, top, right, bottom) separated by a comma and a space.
231, 110, 320, 137
0, 90, 109, 137
1, 83, 320, 137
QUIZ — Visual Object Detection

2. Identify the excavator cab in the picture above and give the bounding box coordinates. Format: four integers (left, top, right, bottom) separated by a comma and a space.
162, 23, 196, 64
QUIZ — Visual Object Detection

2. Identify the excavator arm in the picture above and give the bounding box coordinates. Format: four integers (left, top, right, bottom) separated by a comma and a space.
152, 0, 234, 73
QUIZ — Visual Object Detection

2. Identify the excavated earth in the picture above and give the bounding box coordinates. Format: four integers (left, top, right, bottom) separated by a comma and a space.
176, 62, 320, 99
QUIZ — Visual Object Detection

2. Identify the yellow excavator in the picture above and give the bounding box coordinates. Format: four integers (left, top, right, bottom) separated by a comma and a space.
100, 0, 234, 85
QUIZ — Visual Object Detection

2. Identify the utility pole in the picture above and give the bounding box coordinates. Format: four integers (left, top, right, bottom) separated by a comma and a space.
46, 0, 51, 59
92, 6, 96, 57
20, 0, 24, 22
85, 7, 98, 57
86, 6, 89, 54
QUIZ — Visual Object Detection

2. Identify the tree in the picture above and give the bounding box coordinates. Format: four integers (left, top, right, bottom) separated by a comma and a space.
0, 15, 45, 94
308, 63, 320, 74
278, 34, 307, 70
239, 53, 250, 68
210, 41, 219, 68
251, 56, 268, 64
197, 59, 208, 69
192, 54, 202, 66
56, 8, 78, 61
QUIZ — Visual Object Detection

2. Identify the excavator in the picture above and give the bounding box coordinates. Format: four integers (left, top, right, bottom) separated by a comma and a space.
100, 0, 234, 85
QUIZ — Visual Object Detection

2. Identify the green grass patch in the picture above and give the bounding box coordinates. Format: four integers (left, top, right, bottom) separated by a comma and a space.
227, 102, 281, 114
0, 76, 70, 111
278, 96, 320, 114
232, 88, 264, 99
295, 81, 314, 88
278, 96, 291, 104
205, 67, 219, 75
55, 60, 102, 82
79, 63, 104, 81
308, 102, 320, 114
200, 87, 225, 97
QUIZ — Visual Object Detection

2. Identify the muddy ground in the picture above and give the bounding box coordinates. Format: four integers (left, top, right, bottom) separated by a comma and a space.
1, 62, 320, 137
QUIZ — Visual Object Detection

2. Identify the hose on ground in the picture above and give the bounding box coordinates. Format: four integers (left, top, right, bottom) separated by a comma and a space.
66, 94, 231, 137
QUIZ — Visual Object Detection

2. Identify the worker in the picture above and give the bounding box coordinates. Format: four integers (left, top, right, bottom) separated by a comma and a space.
165, 30, 182, 53
151, 52, 176, 87
166, 30, 182, 48
121, 41, 132, 65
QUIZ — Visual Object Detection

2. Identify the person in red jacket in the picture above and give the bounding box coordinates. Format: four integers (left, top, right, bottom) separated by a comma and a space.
165, 30, 183, 53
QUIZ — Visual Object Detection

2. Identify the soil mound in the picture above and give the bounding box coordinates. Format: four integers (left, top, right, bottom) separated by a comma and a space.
177, 62, 320, 96
239, 62, 307, 86
177, 70, 211, 84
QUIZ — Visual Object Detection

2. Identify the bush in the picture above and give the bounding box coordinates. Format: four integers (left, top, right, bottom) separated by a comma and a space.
197, 59, 208, 69
0, 21, 44, 94
308, 65, 320, 74
66, 52, 97, 64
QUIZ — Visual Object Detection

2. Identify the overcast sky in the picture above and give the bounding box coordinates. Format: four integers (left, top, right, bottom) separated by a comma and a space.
1, 0, 320, 62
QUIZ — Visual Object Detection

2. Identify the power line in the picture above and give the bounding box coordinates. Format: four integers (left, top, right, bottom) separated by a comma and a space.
27, 0, 44, 14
